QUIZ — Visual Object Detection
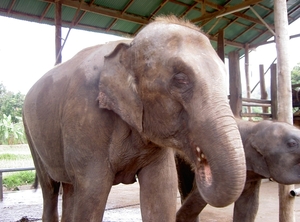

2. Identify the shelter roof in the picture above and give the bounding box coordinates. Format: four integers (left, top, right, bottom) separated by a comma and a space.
1, 0, 300, 56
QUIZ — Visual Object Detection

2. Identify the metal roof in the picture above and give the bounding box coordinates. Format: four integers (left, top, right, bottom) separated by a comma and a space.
1, 0, 300, 56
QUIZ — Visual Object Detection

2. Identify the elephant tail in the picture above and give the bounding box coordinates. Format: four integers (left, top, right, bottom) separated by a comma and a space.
31, 173, 39, 190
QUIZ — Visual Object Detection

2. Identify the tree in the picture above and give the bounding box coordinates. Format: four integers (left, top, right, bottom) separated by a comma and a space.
0, 83, 25, 123
0, 83, 26, 144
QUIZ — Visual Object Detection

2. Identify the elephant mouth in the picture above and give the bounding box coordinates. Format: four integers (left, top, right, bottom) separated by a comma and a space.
194, 146, 212, 186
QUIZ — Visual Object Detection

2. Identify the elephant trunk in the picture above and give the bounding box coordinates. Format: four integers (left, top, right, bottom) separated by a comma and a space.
189, 103, 246, 207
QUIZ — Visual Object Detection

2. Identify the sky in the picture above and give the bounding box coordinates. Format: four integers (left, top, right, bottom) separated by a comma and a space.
0, 16, 300, 95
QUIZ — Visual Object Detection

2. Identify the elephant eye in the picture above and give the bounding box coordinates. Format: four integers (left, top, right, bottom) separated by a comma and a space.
287, 139, 298, 148
173, 73, 190, 86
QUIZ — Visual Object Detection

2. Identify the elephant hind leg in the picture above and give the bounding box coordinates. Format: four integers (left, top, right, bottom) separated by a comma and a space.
26, 142, 60, 221
24, 119, 60, 221
33, 156, 60, 222
41, 179, 60, 222
61, 183, 74, 222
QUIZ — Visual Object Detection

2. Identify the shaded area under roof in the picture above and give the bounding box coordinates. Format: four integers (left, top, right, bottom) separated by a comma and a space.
0, 0, 300, 56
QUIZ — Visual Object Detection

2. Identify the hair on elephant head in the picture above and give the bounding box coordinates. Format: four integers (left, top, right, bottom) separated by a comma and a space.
23, 15, 246, 222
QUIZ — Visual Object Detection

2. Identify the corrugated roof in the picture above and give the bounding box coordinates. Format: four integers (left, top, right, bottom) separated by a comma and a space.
0, 0, 299, 56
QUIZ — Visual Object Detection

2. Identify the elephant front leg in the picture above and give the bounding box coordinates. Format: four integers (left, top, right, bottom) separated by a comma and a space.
70, 169, 114, 221
233, 179, 261, 222
138, 149, 177, 222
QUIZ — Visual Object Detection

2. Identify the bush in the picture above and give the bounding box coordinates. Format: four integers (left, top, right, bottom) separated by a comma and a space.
3, 171, 35, 190
0, 114, 26, 145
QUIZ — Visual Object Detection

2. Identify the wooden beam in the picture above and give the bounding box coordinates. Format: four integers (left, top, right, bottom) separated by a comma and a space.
179, 2, 198, 18
149, 0, 169, 19
209, 34, 244, 49
7, 0, 16, 14
202, 1, 275, 30
39, 3, 52, 22
233, 11, 275, 30
249, 6, 275, 35
242, 98, 271, 104
191, 0, 262, 23
230, 9, 273, 43
274, 0, 295, 221
207, 17, 221, 34
43, 0, 150, 25
122, 0, 135, 15
241, 113, 272, 118
250, 33, 300, 48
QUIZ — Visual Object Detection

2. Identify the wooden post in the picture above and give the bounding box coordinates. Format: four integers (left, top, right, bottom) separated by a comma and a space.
274, 0, 295, 221
229, 51, 242, 117
55, 1, 62, 65
217, 29, 225, 63
244, 44, 251, 116
270, 64, 278, 120
259, 64, 268, 117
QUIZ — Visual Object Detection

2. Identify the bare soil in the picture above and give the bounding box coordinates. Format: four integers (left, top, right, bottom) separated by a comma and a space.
1, 180, 300, 222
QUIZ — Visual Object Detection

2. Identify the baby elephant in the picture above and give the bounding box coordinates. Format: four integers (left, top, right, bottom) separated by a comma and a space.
176, 119, 300, 222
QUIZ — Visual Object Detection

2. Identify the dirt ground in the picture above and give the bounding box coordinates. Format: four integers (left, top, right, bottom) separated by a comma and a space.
1, 179, 300, 222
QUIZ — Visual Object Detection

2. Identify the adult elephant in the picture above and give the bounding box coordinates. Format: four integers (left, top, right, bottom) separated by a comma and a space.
23, 16, 246, 222
176, 119, 300, 222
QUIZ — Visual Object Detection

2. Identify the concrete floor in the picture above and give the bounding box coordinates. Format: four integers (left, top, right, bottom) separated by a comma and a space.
1, 179, 300, 222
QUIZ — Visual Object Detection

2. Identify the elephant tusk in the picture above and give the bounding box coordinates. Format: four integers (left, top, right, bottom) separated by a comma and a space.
195, 146, 206, 162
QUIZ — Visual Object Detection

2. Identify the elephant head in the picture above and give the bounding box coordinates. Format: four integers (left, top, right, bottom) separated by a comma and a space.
244, 120, 300, 184
98, 16, 246, 207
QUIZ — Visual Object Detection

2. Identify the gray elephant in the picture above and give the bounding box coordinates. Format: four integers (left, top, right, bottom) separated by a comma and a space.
23, 16, 246, 222
176, 119, 300, 222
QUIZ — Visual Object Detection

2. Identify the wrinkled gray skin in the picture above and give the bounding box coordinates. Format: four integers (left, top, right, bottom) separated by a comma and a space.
176, 119, 300, 222
23, 16, 246, 222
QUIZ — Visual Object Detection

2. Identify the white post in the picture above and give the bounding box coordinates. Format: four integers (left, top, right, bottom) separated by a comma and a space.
274, 0, 295, 221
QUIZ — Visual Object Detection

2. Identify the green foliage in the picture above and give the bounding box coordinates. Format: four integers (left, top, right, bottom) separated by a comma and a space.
0, 114, 26, 144
291, 63, 300, 85
0, 83, 26, 144
0, 83, 25, 123
3, 171, 35, 190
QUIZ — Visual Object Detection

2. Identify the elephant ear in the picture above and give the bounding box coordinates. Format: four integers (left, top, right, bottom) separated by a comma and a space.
247, 133, 271, 178
98, 43, 143, 133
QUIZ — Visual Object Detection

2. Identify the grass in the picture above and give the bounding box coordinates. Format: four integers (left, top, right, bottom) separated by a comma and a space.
0, 153, 32, 161
0, 144, 35, 190
3, 171, 35, 190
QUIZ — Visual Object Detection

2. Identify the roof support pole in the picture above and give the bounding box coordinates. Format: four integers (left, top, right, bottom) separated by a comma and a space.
244, 44, 252, 118
259, 64, 268, 118
217, 29, 225, 62
55, 1, 62, 65
274, 0, 295, 221
229, 51, 242, 117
